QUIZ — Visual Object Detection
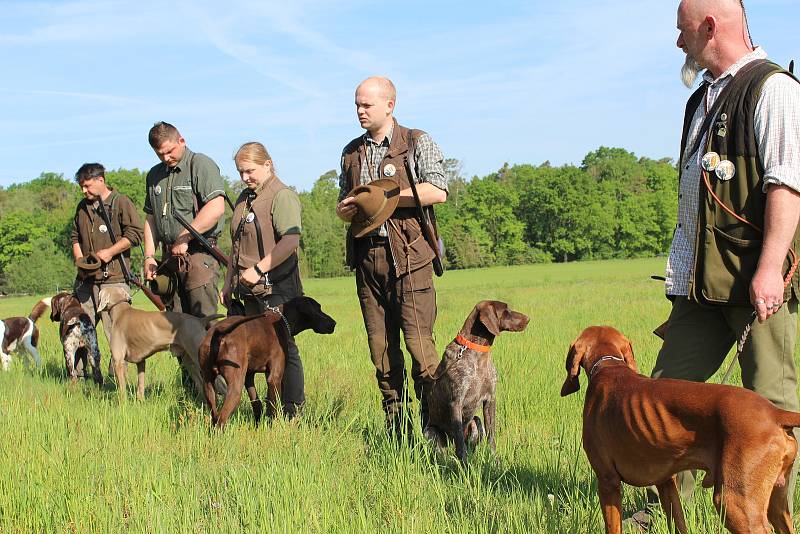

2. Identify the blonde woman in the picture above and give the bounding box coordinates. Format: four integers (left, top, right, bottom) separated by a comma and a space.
222, 142, 304, 418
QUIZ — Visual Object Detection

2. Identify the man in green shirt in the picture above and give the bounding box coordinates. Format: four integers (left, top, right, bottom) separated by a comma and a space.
143, 121, 226, 318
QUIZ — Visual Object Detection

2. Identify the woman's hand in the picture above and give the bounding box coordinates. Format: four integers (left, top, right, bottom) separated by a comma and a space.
240, 266, 261, 287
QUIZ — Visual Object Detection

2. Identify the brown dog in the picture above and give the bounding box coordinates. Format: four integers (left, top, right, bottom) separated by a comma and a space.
49, 292, 103, 385
561, 325, 800, 534
97, 286, 223, 400
199, 296, 336, 428
424, 300, 529, 464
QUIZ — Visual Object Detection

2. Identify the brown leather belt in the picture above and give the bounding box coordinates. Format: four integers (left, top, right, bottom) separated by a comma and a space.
358, 235, 388, 249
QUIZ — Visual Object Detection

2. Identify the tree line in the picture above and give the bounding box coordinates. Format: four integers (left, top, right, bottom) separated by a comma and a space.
0, 146, 677, 294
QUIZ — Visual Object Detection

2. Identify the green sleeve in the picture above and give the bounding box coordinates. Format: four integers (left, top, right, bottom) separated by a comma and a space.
271, 188, 302, 236
192, 154, 226, 204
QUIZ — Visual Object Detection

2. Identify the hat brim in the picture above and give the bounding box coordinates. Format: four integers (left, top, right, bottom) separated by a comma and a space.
348, 179, 401, 239
76, 253, 103, 272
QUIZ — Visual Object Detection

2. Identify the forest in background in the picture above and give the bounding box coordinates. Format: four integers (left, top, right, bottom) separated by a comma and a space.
0, 146, 677, 294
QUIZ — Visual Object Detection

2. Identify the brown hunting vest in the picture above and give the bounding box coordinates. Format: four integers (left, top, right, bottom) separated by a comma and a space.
231, 177, 302, 298
680, 59, 800, 305
341, 121, 436, 276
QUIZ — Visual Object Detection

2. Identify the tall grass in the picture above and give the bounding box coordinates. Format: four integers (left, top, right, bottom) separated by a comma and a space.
0, 258, 790, 532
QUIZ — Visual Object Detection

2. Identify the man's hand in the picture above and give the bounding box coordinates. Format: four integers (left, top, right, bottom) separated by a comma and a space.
240, 266, 261, 287
170, 236, 189, 256
750, 265, 785, 322
336, 197, 357, 222
144, 257, 158, 281
95, 248, 114, 264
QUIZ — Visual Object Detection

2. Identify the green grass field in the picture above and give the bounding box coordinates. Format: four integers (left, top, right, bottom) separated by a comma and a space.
0, 258, 793, 532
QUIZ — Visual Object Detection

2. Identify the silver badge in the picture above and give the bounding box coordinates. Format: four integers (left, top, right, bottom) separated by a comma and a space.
383, 164, 396, 177
715, 160, 736, 181
701, 152, 720, 172
154, 185, 162, 195
98, 224, 108, 233
720, 113, 728, 121
245, 212, 255, 223
716, 125, 727, 138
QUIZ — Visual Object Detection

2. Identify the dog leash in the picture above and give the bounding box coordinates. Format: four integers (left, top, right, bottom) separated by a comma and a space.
719, 311, 757, 385
264, 305, 292, 336
719, 257, 800, 385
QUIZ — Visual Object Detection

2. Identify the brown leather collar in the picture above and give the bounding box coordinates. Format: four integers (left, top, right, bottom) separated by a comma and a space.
455, 334, 491, 353
588, 355, 625, 379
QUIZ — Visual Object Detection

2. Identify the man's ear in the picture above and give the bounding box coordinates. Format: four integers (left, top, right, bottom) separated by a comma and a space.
560, 342, 583, 396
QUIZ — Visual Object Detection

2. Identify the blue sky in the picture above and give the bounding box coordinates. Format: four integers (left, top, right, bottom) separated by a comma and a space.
0, 0, 796, 192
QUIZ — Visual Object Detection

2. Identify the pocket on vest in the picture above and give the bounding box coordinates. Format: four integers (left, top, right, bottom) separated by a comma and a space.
699, 225, 761, 305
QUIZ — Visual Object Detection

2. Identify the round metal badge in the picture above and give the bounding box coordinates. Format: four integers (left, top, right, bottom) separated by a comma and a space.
715, 160, 736, 181
383, 164, 396, 177
720, 113, 728, 121
98, 224, 108, 233
245, 212, 255, 223
154, 185, 162, 195
701, 152, 720, 172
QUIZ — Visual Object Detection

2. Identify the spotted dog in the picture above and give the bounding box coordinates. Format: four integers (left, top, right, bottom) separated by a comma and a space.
49, 292, 103, 385
0, 298, 50, 370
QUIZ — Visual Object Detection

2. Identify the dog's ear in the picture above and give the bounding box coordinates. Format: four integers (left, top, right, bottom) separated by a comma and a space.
97, 289, 111, 313
620, 335, 638, 374
477, 301, 503, 337
49, 294, 63, 322
560, 340, 584, 396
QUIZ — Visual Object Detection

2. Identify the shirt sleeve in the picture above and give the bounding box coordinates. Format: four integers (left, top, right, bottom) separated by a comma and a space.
272, 188, 302, 236
70, 208, 80, 245
193, 154, 226, 203
756, 72, 800, 193
118, 196, 144, 247
338, 150, 350, 202
413, 133, 448, 193
143, 170, 154, 215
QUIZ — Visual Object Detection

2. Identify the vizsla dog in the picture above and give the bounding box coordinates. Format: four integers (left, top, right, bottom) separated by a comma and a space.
424, 300, 529, 464
97, 286, 223, 399
199, 296, 336, 428
1, 298, 49, 370
561, 325, 800, 534
50, 292, 103, 385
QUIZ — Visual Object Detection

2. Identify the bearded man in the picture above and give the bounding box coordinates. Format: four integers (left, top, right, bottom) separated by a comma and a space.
627, 0, 800, 528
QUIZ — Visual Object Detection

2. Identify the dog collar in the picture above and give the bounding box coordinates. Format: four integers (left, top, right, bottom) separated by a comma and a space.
588, 355, 625, 379
454, 334, 491, 353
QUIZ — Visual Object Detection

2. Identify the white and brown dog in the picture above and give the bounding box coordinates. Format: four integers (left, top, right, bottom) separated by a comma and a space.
49, 292, 103, 385
1, 298, 50, 370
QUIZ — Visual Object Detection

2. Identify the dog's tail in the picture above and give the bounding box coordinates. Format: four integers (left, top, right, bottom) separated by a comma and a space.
29, 298, 51, 322
212, 314, 276, 336
199, 314, 225, 328
776, 408, 800, 430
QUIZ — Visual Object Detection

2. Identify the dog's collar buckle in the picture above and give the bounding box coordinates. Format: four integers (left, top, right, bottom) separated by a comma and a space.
454, 334, 491, 353
589, 355, 625, 379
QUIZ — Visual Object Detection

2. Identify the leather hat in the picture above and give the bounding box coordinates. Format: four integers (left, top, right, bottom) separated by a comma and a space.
76, 253, 103, 278
347, 179, 400, 239
149, 272, 176, 299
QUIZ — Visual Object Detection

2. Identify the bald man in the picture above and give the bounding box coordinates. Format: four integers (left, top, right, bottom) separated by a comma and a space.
335, 76, 448, 437
627, 0, 800, 527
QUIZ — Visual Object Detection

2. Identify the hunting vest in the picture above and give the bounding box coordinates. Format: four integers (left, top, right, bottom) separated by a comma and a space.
681, 60, 800, 305
342, 121, 436, 276
230, 177, 302, 299
73, 191, 140, 283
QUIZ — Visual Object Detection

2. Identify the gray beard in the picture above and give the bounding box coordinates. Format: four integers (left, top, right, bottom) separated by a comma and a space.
681, 55, 702, 88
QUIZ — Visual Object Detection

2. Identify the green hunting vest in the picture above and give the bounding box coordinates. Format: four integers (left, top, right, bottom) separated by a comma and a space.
683, 59, 800, 306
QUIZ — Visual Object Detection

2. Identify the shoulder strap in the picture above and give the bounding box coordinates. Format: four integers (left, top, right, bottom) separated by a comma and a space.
188, 151, 201, 216
686, 59, 769, 161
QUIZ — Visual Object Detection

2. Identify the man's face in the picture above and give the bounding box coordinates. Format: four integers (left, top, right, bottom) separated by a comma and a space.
355, 84, 393, 133
155, 137, 186, 167
79, 177, 105, 201
676, 3, 708, 87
